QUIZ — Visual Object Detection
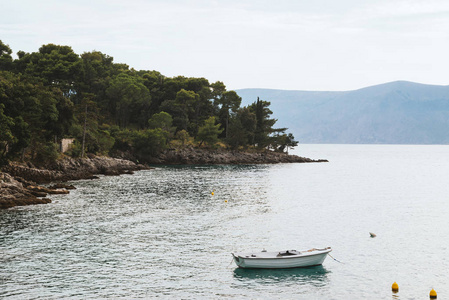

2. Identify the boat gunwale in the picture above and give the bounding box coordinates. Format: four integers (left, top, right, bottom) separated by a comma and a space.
233, 248, 332, 260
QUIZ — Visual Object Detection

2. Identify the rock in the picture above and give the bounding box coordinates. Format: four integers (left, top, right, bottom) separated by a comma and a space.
3, 156, 149, 184
0, 172, 53, 209
1, 155, 152, 209
28, 190, 48, 197
103, 169, 121, 176
153, 147, 328, 165
48, 183, 76, 190
46, 189, 69, 195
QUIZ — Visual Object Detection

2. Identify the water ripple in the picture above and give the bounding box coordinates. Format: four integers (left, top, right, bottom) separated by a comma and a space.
3, 147, 449, 299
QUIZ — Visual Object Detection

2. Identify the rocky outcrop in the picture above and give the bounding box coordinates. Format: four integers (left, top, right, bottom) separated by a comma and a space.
3, 156, 148, 184
0, 172, 54, 209
1, 156, 148, 209
149, 147, 328, 165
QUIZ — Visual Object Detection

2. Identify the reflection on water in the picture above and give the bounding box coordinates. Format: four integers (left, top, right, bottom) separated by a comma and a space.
233, 265, 330, 287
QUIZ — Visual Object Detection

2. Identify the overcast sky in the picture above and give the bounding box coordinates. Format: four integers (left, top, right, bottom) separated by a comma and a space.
1, 0, 449, 91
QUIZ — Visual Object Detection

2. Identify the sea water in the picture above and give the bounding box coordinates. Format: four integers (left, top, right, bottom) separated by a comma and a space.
1, 144, 449, 299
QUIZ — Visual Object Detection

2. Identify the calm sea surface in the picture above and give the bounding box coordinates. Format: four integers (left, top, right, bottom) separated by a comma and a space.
2, 144, 449, 299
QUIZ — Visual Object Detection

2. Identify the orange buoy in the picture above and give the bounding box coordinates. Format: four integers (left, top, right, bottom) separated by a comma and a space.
430, 289, 437, 299
392, 282, 399, 293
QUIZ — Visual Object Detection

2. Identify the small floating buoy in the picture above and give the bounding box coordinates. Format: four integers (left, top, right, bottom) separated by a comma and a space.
211, 192, 214, 196
370, 232, 376, 238
392, 282, 399, 293
224, 200, 227, 203
430, 289, 437, 299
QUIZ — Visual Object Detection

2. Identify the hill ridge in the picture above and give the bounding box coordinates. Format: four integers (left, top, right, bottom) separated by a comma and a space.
236, 81, 449, 144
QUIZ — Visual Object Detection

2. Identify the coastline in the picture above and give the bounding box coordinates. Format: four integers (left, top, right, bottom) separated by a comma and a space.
0, 149, 327, 209
148, 147, 328, 165
0, 156, 148, 209
3, 156, 148, 184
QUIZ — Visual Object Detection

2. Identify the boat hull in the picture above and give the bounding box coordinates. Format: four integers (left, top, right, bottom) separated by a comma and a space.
232, 248, 331, 269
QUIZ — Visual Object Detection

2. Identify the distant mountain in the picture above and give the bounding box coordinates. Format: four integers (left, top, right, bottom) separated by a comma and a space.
236, 81, 449, 144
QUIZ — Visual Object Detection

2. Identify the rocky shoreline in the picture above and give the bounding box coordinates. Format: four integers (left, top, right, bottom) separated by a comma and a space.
1, 149, 327, 209
0, 173, 74, 209
150, 147, 328, 165
0, 156, 148, 209
3, 156, 148, 184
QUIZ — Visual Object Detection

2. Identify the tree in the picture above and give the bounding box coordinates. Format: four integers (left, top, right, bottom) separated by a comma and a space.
0, 40, 300, 164
284, 133, 298, 153
148, 111, 174, 132
141, 70, 165, 115
0, 40, 13, 71
270, 129, 288, 152
14, 43, 81, 96
73, 93, 113, 157
105, 73, 151, 128
191, 84, 214, 136
0, 103, 16, 163
226, 117, 246, 149
216, 90, 242, 139
0, 70, 72, 163
75, 51, 116, 111
211, 81, 226, 105
8, 116, 30, 161
160, 89, 199, 135
196, 116, 223, 147
226, 107, 256, 149
175, 129, 190, 147
148, 111, 176, 142
249, 97, 277, 148
133, 128, 168, 158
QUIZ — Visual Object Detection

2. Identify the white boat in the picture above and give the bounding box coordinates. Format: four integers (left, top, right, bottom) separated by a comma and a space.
232, 247, 332, 269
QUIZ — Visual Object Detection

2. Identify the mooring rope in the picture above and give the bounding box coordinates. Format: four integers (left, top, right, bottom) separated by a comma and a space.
328, 252, 343, 264
228, 256, 235, 267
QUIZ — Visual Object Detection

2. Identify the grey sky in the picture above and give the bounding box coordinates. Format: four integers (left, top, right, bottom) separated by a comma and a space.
1, 0, 449, 90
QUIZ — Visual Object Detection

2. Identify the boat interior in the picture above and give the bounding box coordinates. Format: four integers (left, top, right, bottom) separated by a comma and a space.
276, 250, 300, 257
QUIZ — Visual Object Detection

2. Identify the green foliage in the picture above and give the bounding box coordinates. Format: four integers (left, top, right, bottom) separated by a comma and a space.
0, 41, 13, 71
148, 111, 176, 145
133, 128, 168, 157
14, 43, 81, 96
249, 97, 277, 148
175, 89, 198, 132
106, 73, 151, 128
0, 103, 16, 163
93, 128, 115, 155
8, 116, 30, 159
174, 129, 191, 147
196, 117, 223, 147
0, 39, 298, 165
66, 139, 82, 158
33, 142, 59, 166
226, 118, 246, 149
105, 127, 134, 156
271, 133, 299, 153
148, 111, 173, 131
0, 70, 72, 161
286, 133, 298, 152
